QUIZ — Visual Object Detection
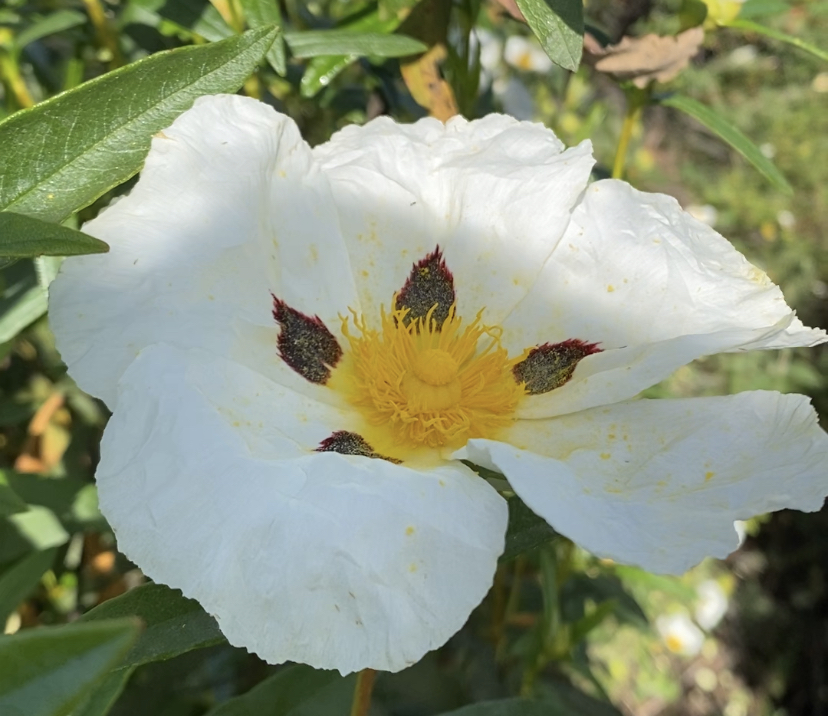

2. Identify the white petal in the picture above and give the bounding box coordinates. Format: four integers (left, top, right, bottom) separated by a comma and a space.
504, 180, 826, 418
456, 392, 828, 574
314, 114, 594, 325
98, 344, 507, 674
49, 95, 357, 408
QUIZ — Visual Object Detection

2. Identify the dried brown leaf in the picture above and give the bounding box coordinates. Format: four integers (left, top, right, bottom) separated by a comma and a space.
586, 27, 704, 87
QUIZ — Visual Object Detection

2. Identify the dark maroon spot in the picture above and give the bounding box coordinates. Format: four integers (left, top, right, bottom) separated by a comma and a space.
513, 339, 601, 395
395, 246, 455, 329
317, 431, 401, 464
273, 297, 342, 385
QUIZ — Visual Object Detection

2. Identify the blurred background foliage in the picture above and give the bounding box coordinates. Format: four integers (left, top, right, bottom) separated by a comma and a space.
0, 0, 826, 714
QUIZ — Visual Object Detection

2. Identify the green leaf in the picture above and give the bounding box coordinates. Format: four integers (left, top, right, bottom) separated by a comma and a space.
13, 10, 87, 52
298, 13, 400, 96
501, 495, 557, 561
0, 506, 69, 565
239, 0, 286, 74
69, 669, 134, 716
284, 30, 426, 58
0, 213, 108, 259
80, 582, 226, 668
722, 18, 828, 62
301, 54, 357, 97
4, 473, 104, 533
514, 0, 584, 71
441, 685, 623, 716
568, 599, 617, 647
204, 664, 342, 716
0, 619, 140, 716
0, 260, 48, 343
0, 475, 27, 517
0, 548, 57, 624
0, 26, 279, 224
439, 698, 581, 716
659, 94, 792, 193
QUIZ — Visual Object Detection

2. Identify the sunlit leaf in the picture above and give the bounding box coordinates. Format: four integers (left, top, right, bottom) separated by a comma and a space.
515, 0, 584, 71
284, 30, 426, 58
0, 26, 279, 223
80, 583, 225, 668
0, 619, 140, 716
659, 93, 792, 193
0, 506, 69, 565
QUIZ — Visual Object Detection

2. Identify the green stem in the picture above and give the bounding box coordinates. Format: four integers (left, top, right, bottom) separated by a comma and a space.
350, 668, 377, 716
612, 93, 643, 180
81, 0, 124, 68
0, 49, 34, 108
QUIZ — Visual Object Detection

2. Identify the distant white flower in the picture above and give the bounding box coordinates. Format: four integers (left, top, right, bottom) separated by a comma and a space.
729, 45, 758, 67
695, 580, 728, 630
657, 612, 704, 656
813, 72, 828, 93
50, 96, 828, 675
760, 143, 776, 159
685, 203, 719, 228
777, 210, 796, 229
504, 35, 553, 73
475, 28, 504, 77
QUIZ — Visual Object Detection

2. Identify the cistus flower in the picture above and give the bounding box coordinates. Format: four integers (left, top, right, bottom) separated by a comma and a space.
656, 612, 705, 657
49, 95, 828, 675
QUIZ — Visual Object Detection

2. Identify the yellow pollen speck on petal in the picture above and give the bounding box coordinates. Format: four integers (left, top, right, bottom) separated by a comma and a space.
600, 452, 611, 460
329, 300, 526, 454
705, 471, 715, 481
405, 526, 415, 536
607, 285, 615, 293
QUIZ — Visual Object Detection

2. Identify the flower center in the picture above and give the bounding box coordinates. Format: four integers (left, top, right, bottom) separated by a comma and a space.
331, 301, 525, 452
412, 348, 458, 386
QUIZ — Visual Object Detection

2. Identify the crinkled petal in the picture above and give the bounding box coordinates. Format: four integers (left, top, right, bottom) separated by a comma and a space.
503, 180, 826, 418
456, 392, 828, 574
98, 344, 507, 674
313, 114, 595, 325
49, 94, 357, 409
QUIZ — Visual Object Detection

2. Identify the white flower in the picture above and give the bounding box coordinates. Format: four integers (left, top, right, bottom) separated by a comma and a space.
49, 95, 828, 675
777, 210, 796, 229
504, 35, 553, 73
695, 580, 728, 630
657, 612, 704, 656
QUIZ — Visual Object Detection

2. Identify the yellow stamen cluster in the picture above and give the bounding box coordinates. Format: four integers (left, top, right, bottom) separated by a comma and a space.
336, 302, 525, 450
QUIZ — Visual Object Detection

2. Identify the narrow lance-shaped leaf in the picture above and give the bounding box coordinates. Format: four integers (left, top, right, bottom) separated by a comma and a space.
239, 0, 287, 75
284, 30, 426, 58
659, 93, 792, 193
722, 18, 828, 63
13, 10, 87, 53
0, 619, 140, 716
80, 582, 226, 668
0, 26, 280, 224
0, 548, 57, 625
515, 0, 584, 71
0, 212, 108, 259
